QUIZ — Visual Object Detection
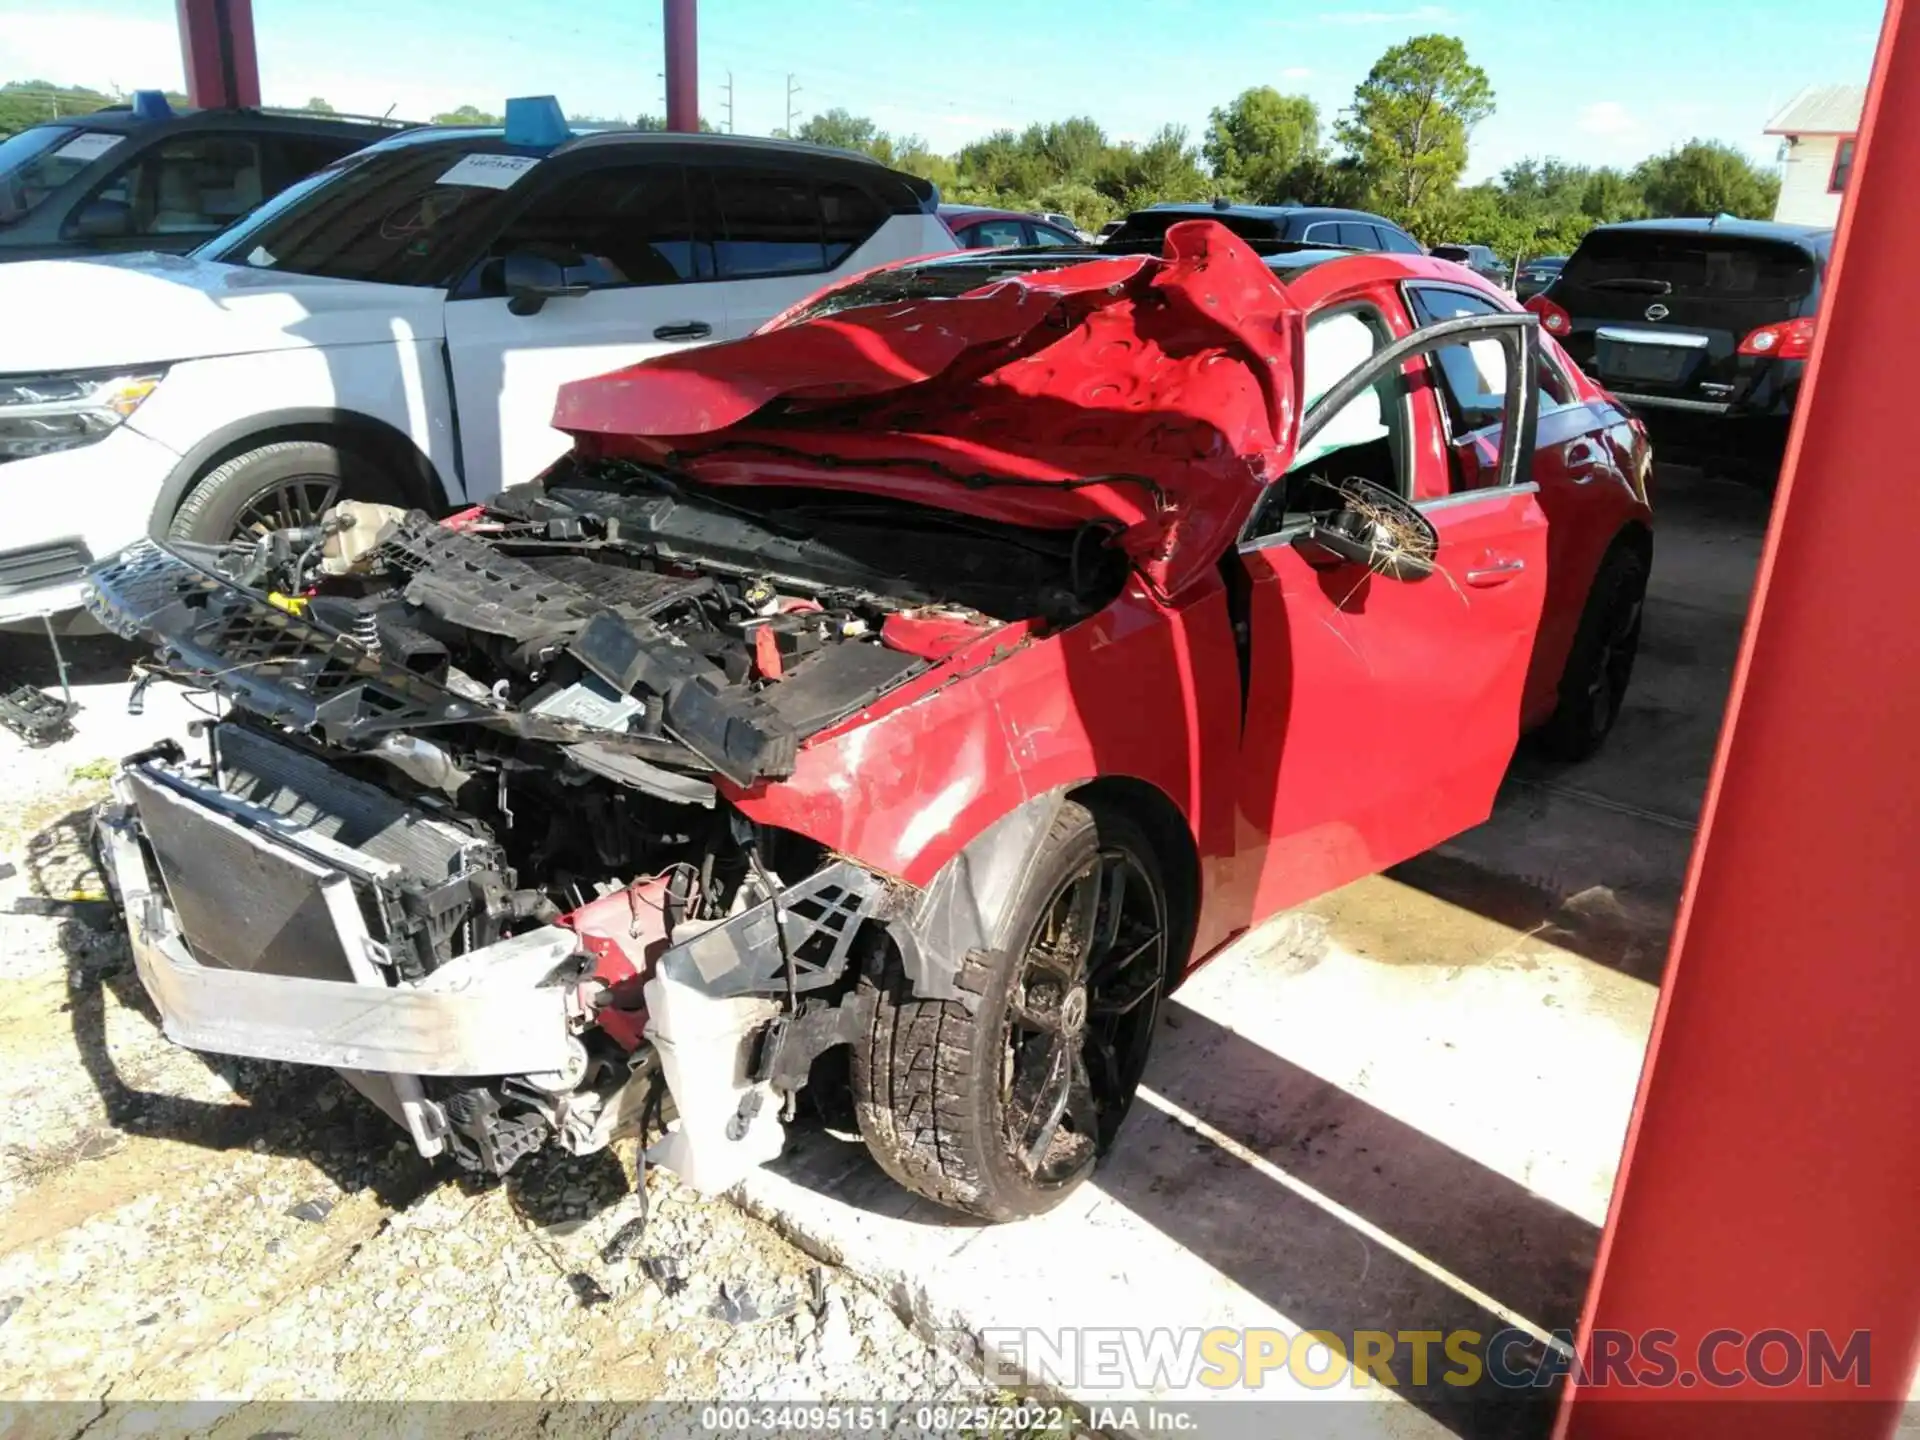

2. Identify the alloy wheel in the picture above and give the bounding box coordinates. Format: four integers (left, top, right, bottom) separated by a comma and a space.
1001, 844, 1166, 1183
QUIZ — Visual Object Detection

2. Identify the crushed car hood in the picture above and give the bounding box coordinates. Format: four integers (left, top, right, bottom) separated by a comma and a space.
554, 222, 1305, 597
0, 253, 447, 372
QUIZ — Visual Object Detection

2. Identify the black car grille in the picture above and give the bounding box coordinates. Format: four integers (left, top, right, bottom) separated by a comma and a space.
0, 540, 91, 597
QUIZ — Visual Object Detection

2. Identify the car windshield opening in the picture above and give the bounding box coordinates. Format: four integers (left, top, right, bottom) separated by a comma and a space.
0, 125, 85, 228
203, 143, 531, 286
1562, 232, 1817, 302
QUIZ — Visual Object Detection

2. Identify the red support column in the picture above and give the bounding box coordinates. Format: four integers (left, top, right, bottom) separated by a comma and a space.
1555, 2, 1920, 1437
664, 0, 699, 133
175, 0, 260, 109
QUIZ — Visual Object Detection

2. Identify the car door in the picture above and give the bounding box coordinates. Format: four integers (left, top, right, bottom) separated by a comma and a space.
441, 159, 727, 500
1234, 305, 1549, 918
1406, 282, 1623, 722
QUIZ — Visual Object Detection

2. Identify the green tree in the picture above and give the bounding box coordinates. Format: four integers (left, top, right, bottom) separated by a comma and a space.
1336, 34, 1494, 224
796, 107, 881, 154
0, 80, 117, 137
1203, 87, 1321, 203
1100, 125, 1213, 209
1032, 180, 1116, 231
1634, 140, 1779, 219
304, 96, 335, 114
432, 104, 501, 126
1581, 167, 1645, 224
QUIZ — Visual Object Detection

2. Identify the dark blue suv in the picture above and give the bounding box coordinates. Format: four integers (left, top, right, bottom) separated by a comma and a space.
1104, 201, 1424, 255
0, 93, 406, 262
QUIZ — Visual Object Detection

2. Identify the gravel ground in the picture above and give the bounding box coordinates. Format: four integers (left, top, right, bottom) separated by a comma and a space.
0, 638, 1036, 1438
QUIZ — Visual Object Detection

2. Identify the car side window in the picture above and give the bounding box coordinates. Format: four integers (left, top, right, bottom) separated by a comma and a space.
1027, 222, 1077, 247
1337, 221, 1382, 250
1300, 220, 1340, 245
710, 168, 829, 277
486, 162, 702, 290
821, 181, 884, 266
1248, 305, 1409, 537
1409, 284, 1574, 422
1381, 227, 1423, 255
70, 134, 265, 240
965, 218, 1025, 249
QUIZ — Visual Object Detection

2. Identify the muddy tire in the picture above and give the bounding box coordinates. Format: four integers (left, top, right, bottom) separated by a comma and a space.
852, 801, 1168, 1221
168, 439, 409, 545
1536, 539, 1649, 762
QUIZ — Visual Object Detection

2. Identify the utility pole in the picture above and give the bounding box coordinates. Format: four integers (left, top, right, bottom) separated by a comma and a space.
722, 71, 734, 133
785, 73, 801, 138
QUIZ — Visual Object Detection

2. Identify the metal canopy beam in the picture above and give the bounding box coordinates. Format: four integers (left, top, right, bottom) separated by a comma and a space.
664, 0, 698, 133
1556, 1, 1920, 1435
176, 0, 260, 109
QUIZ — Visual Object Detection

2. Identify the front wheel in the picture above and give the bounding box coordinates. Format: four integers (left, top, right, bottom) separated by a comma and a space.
167, 439, 409, 545
852, 801, 1169, 1221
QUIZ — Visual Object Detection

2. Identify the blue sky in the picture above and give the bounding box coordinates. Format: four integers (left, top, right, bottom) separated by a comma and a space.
0, 0, 1887, 179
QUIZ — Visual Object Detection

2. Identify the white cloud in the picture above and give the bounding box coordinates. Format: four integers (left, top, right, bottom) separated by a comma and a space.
1281, 66, 1315, 79
1576, 101, 1641, 139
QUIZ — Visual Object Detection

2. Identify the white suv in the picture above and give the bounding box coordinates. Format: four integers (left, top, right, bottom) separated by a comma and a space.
0, 110, 953, 624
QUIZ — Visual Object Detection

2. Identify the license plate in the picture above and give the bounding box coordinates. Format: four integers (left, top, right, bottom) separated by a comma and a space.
1597, 340, 1691, 384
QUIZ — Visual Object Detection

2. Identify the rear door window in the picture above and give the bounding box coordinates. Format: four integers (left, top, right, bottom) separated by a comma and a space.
1379, 227, 1423, 255
1560, 231, 1817, 301
710, 169, 825, 278
820, 181, 884, 266
1337, 221, 1383, 250
486, 162, 702, 289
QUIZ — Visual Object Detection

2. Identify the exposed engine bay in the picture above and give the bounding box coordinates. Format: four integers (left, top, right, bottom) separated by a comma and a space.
84, 455, 1129, 1187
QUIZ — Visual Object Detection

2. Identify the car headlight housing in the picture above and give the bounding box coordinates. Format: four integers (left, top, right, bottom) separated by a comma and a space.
0, 368, 165, 461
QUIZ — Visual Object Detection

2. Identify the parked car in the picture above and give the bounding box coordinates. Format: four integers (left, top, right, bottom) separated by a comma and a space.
1038, 209, 1092, 241
938, 203, 1083, 249
1431, 242, 1509, 287
86, 222, 1652, 1222
0, 91, 406, 263
0, 100, 952, 629
1105, 201, 1424, 254
1094, 218, 1124, 243
1515, 253, 1568, 300
1527, 218, 1830, 481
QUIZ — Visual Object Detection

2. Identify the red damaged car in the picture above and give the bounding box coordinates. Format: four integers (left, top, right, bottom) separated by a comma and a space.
86, 223, 1651, 1220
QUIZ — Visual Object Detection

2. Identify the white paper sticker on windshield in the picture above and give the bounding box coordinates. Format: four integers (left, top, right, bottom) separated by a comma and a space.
436, 153, 540, 190
53, 132, 125, 164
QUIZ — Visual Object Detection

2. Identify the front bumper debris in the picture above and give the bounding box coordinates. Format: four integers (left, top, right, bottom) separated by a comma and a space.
96, 761, 590, 1158
94, 736, 915, 1190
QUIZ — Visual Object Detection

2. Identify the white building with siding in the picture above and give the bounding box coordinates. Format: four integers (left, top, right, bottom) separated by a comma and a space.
1765, 85, 1866, 228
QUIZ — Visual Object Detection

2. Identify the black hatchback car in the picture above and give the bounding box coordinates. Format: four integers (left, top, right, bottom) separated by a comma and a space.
1105, 201, 1424, 255
1528, 218, 1831, 480
0, 93, 406, 262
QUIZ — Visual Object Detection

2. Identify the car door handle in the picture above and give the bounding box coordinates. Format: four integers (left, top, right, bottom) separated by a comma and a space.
1464, 557, 1526, 586
653, 321, 712, 341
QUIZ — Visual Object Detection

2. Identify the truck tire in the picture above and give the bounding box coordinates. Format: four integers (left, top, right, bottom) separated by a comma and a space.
1536, 540, 1649, 761
168, 439, 409, 545
853, 801, 1168, 1221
